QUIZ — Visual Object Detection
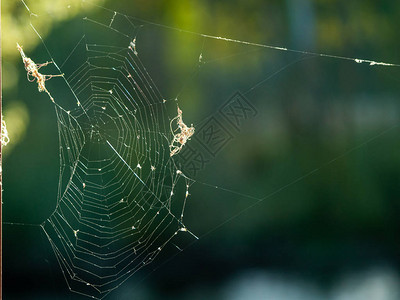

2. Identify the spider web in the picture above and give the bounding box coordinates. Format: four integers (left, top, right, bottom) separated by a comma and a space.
6, 0, 400, 299
20, 4, 198, 299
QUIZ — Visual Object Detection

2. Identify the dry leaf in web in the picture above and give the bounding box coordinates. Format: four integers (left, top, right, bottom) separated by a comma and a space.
1, 118, 10, 146
170, 106, 195, 157
17, 43, 64, 102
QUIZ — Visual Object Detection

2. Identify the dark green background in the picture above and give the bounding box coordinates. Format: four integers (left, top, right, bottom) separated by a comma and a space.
3, 0, 400, 299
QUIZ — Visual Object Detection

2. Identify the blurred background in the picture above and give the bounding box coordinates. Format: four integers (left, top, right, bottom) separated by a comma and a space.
2, 0, 400, 299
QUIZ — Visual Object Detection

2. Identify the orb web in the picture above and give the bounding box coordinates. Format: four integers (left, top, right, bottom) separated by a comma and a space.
37, 10, 196, 299
11, 1, 400, 299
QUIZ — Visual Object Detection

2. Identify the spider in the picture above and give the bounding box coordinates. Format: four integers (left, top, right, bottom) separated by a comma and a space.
17, 43, 64, 102
169, 106, 195, 157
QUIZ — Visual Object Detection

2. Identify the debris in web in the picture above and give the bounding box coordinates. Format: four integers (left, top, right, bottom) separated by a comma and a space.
17, 43, 64, 102
128, 38, 138, 55
1, 117, 10, 146
170, 106, 195, 157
